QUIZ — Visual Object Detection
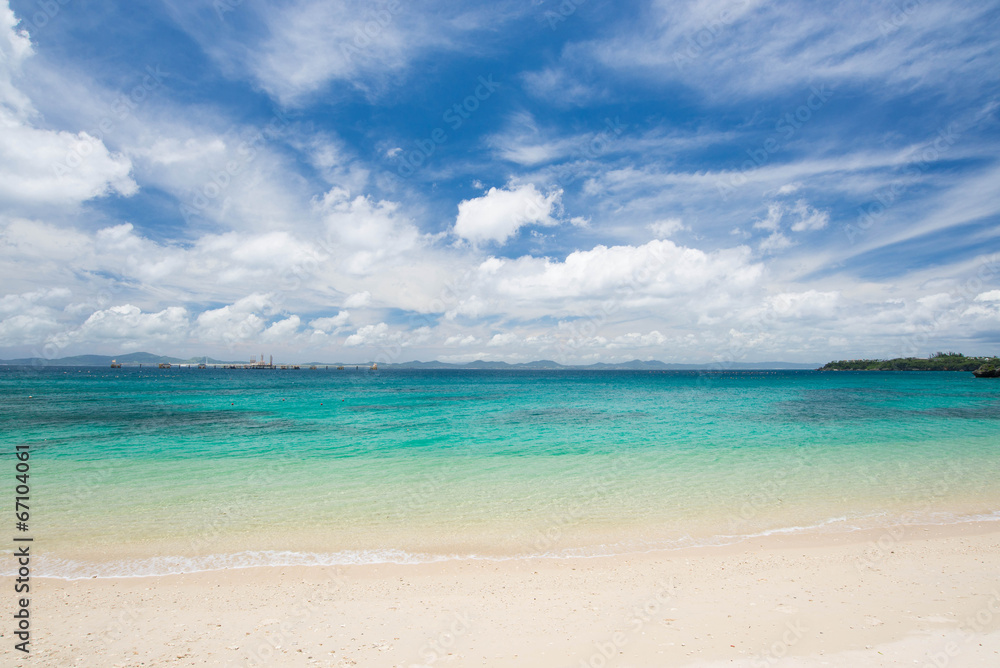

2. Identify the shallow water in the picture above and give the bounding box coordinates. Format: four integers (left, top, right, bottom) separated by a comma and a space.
2, 366, 998, 578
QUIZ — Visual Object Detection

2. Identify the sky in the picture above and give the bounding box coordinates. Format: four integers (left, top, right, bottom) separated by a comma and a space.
0, 0, 999, 364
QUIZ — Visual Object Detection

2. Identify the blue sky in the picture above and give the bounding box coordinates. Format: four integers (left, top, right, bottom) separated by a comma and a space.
1, 0, 999, 363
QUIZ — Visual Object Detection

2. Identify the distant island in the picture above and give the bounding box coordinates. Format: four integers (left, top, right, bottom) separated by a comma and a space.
821, 352, 999, 373
0, 351, 821, 371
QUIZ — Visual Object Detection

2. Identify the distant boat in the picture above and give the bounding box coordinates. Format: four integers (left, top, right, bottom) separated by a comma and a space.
158, 363, 171, 369
197, 363, 207, 369
110, 359, 121, 368
370, 363, 378, 370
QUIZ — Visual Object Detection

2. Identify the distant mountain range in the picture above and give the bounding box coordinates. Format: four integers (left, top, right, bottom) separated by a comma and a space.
0, 352, 234, 366
0, 351, 822, 370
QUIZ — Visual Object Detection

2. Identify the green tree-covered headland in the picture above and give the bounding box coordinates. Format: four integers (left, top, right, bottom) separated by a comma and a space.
821, 352, 999, 373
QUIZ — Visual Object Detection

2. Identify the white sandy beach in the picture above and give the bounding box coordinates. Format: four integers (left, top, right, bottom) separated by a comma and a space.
4, 521, 1000, 667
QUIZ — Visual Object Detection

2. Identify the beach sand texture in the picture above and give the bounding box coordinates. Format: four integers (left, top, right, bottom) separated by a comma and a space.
4, 522, 1000, 667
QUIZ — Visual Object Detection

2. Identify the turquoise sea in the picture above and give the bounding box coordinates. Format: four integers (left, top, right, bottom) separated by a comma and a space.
1, 367, 999, 578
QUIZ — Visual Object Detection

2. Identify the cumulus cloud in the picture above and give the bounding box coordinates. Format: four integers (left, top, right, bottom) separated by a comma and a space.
72, 305, 189, 347
0, 119, 138, 211
0, 313, 61, 345
762, 291, 841, 320
607, 331, 668, 348
193, 294, 276, 345
648, 218, 687, 238
788, 201, 829, 232
0, 287, 71, 315
261, 315, 302, 342
344, 322, 430, 348
0, 4, 137, 209
317, 187, 423, 274
0, 2, 33, 116
309, 311, 350, 332
343, 291, 371, 308
751, 200, 827, 252
453, 183, 563, 245
484, 239, 762, 306
487, 332, 518, 347
753, 204, 784, 232
758, 232, 793, 253
444, 334, 480, 346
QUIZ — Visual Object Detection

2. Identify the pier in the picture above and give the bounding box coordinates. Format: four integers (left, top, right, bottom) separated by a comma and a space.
113, 352, 377, 371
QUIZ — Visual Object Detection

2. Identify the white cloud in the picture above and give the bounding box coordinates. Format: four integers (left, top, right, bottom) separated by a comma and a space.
753, 204, 784, 232
0, 1, 33, 116
484, 239, 762, 307
0, 287, 71, 315
453, 183, 563, 245
974, 290, 1000, 303
0, 4, 137, 210
581, 0, 995, 98
445, 295, 488, 320
344, 323, 391, 347
261, 315, 302, 342
648, 218, 687, 238
487, 332, 518, 347
521, 67, 604, 107
762, 291, 841, 319
444, 334, 480, 346
751, 201, 827, 251
607, 331, 668, 349
309, 312, 350, 332
72, 304, 189, 347
193, 294, 276, 345
343, 291, 371, 308
0, 313, 60, 345
486, 111, 587, 166
758, 232, 793, 253
317, 186, 423, 274
169, 1, 518, 106
788, 201, 829, 232
344, 322, 430, 348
